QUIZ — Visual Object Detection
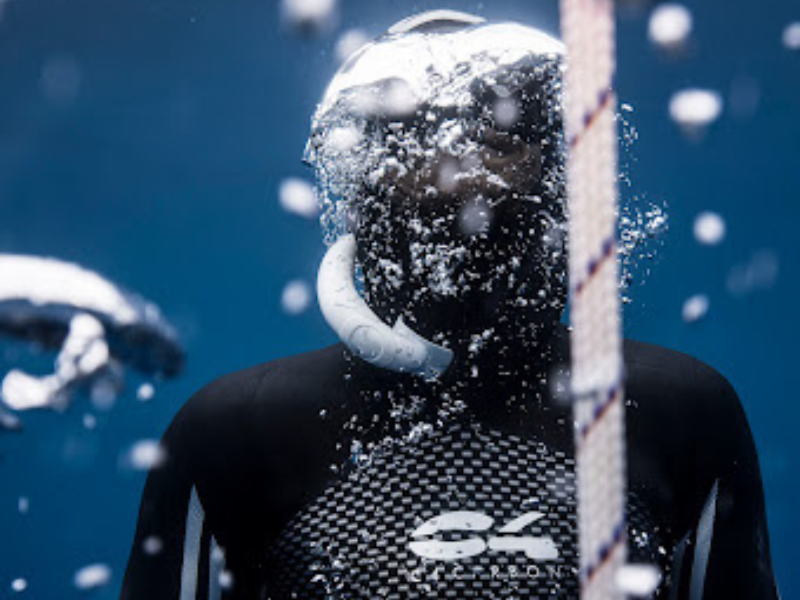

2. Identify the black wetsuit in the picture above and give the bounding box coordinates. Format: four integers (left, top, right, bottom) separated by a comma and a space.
120, 325, 779, 600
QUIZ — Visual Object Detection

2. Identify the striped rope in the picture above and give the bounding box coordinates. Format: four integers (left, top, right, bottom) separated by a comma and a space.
560, 0, 628, 599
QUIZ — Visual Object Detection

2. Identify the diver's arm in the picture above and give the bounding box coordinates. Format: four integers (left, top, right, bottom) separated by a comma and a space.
119, 364, 279, 600
119, 402, 220, 600
687, 375, 779, 600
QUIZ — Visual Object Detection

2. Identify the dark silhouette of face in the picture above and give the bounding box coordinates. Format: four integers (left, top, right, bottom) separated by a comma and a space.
354, 66, 568, 359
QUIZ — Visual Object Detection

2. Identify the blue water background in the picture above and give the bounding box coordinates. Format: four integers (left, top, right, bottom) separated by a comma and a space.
0, 0, 797, 597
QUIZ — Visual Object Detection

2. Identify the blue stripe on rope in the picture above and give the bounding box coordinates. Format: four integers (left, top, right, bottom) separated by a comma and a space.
572, 235, 616, 296
567, 86, 615, 149
581, 519, 626, 584
577, 381, 623, 441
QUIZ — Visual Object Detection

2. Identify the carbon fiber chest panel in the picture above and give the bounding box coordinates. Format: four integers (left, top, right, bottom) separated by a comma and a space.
264, 424, 667, 599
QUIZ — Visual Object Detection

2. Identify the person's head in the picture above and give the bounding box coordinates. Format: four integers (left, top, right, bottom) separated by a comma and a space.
308, 11, 568, 362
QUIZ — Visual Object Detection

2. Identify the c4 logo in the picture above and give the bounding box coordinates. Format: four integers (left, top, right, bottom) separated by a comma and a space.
408, 511, 559, 562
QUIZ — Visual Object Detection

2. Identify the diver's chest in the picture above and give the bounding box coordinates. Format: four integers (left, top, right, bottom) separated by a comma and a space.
264, 424, 667, 599
266, 426, 671, 600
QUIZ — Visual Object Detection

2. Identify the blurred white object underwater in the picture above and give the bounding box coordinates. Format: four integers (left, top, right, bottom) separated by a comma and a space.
281, 279, 313, 315
693, 211, 726, 246
335, 29, 370, 64
782, 22, 800, 50
682, 294, 710, 323
73, 563, 111, 591
0, 254, 183, 417
281, 0, 337, 35
648, 4, 693, 50
278, 177, 319, 219
669, 89, 723, 135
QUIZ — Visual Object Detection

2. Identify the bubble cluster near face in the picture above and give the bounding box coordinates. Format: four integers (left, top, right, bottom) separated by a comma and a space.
304, 23, 567, 249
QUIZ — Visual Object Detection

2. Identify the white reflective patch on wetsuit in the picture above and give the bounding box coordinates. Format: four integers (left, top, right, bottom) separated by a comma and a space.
180, 488, 227, 600
689, 480, 719, 600
181, 487, 204, 600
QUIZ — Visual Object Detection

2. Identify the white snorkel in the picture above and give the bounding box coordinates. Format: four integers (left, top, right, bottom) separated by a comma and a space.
317, 234, 453, 380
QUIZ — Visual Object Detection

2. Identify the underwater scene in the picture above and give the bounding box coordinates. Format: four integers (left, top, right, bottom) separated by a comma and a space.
0, 0, 798, 598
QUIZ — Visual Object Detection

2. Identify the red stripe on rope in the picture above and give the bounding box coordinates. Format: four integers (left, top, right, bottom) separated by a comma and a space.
572, 235, 616, 296
567, 86, 615, 149
581, 520, 626, 584
577, 384, 622, 442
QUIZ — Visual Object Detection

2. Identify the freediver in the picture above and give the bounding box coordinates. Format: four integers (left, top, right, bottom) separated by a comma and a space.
120, 11, 779, 600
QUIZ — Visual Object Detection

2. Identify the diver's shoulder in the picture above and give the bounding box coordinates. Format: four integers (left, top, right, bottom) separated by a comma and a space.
621, 338, 750, 459
179, 343, 349, 424
162, 345, 349, 509
623, 338, 738, 404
